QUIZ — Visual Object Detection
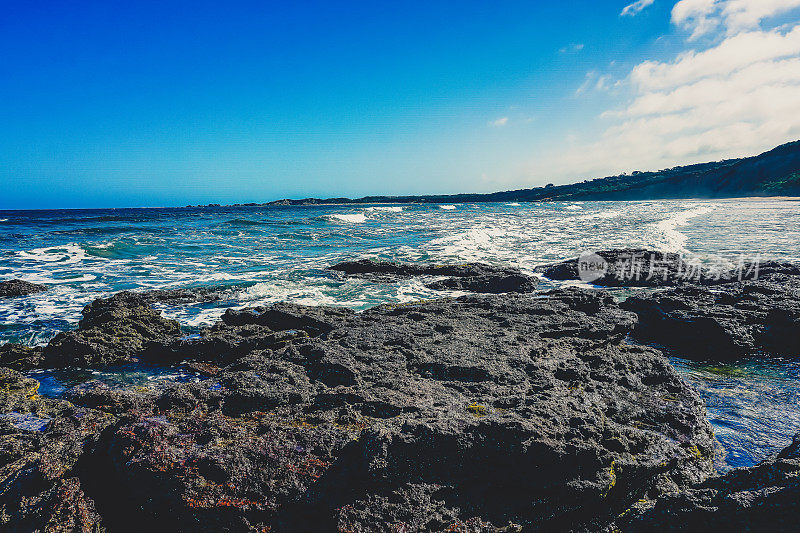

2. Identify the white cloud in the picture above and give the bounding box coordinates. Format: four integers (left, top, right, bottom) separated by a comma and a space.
560, 43, 585, 53
576, 71, 612, 95
631, 25, 800, 90
621, 0, 656, 17
672, 0, 800, 39
671, 0, 721, 39
531, 0, 800, 182
490, 117, 509, 127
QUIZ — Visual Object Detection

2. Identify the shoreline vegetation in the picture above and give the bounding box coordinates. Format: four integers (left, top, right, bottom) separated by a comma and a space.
262, 140, 800, 208
0, 250, 798, 530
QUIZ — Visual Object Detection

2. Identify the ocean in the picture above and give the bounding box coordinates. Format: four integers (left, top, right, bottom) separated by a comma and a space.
2, 198, 800, 470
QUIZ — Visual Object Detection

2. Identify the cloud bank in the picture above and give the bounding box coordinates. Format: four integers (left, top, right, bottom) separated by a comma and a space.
541, 0, 800, 180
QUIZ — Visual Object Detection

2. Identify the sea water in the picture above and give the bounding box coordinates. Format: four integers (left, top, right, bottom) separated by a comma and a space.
2, 198, 800, 470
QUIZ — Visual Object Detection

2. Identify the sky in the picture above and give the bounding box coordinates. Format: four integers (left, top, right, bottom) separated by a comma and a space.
2, 0, 800, 209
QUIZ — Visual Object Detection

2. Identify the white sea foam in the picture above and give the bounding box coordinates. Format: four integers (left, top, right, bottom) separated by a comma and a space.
564, 204, 583, 210
439, 205, 456, 210
505, 202, 521, 206
244, 279, 359, 307
323, 213, 368, 223
364, 206, 403, 212
17, 244, 87, 264
427, 223, 515, 264
577, 209, 623, 221
650, 204, 715, 252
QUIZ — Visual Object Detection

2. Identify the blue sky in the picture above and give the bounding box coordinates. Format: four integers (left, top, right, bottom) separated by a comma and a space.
2, 1, 800, 208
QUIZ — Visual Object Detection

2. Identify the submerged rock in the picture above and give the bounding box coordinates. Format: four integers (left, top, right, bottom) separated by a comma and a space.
0, 279, 47, 298
48, 289, 715, 531
621, 433, 800, 531
330, 259, 538, 294
42, 291, 182, 367
621, 275, 800, 359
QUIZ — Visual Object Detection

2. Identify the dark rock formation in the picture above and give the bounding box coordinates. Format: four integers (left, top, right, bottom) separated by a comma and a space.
330, 259, 520, 279
621, 433, 800, 531
330, 259, 538, 294
621, 275, 800, 359
0, 279, 47, 298
42, 291, 182, 367
135, 286, 241, 305
535, 249, 699, 287
743, 259, 800, 280
0, 343, 43, 370
425, 273, 537, 294
536, 250, 800, 288
37, 289, 713, 532
0, 368, 111, 532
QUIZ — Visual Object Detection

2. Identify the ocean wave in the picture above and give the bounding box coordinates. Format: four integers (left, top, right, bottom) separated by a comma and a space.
439, 205, 456, 210
577, 209, 623, 221
505, 203, 521, 207
51, 225, 164, 236
564, 204, 583, 210
321, 213, 368, 223
650, 204, 715, 252
225, 218, 267, 226
364, 206, 403, 212
82, 239, 153, 259
17, 215, 153, 225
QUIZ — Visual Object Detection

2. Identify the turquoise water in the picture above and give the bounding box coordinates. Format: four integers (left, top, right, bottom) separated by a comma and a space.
2, 198, 800, 470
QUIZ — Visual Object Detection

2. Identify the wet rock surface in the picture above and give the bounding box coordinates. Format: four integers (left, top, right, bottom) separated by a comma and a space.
0, 279, 48, 298
534, 249, 799, 287
534, 249, 694, 287
0, 343, 44, 371
135, 286, 242, 305
42, 291, 182, 367
622, 274, 800, 360
424, 273, 537, 294
329, 259, 521, 278
621, 432, 800, 531
0, 289, 718, 531
330, 259, 538, 294
0, 368, 112, 532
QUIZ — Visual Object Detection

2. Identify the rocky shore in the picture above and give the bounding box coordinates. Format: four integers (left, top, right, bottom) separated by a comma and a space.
0, 251, 798, 531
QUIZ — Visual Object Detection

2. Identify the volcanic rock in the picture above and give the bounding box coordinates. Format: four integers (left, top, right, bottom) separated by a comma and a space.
329, 259, 520, 278
135, 286, 241, 305
534, 249, 698, 287
621, 433, 800, 531
0, 343, 43, 371
0, 368, 112, 532
330, 259, 538, 294
425, 273, 537, 294
536, 250, 800, 288
59, 289, 715, 531
42, 291, 182, 367
621, 275, 800, 359
0, 279, 47, 298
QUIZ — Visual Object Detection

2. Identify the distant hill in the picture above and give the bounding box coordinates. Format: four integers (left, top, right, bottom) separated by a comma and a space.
267, 140, 800, 205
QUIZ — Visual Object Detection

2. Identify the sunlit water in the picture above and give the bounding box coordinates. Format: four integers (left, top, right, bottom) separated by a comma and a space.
2, 198, 800, 470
